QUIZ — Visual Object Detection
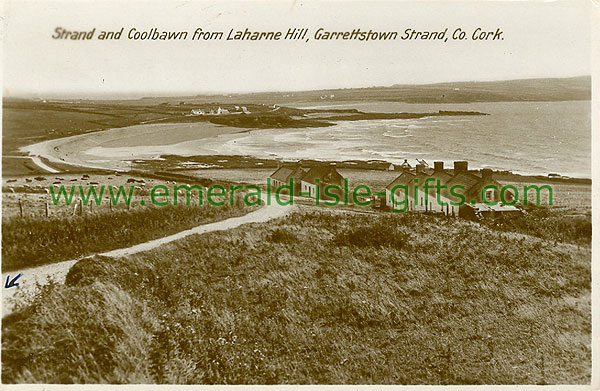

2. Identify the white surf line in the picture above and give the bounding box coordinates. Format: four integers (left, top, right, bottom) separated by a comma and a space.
2, 200, 293, 317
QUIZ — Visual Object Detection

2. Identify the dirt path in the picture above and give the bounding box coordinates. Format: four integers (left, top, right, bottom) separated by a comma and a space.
30, 156, 60, 173
4, 155, 60, 173
2, 200, 293, 317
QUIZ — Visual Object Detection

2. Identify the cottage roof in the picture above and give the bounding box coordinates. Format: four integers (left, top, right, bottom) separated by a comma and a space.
445, 171, 480, 191
270, 166, 305, 183
419, 169, 453, 196
386, 171, 415, 190
442, 170, 504, 202
430, 169, 452, 183
301, 166, 344, 185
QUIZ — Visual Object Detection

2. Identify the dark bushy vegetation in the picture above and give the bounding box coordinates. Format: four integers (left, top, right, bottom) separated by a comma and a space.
2, 211, 590, 384
209, 113, 332, 129
482, 206, 591, 245
266, 228, 298, 244
2, 203, 253, 272
332, 220, 410, 249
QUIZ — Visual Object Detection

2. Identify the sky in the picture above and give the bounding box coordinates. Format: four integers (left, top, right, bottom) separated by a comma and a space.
2, 0, 593, 98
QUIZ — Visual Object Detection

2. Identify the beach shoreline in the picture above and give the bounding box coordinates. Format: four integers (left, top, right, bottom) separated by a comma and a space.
20, 121, 247, 172
19, 116, 591, 181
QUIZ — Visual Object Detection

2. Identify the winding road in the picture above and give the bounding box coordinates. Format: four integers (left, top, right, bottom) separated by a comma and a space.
2, 200, 293, 317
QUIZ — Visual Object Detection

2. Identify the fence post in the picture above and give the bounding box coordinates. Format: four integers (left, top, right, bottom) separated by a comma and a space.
79, 198, 83, 215
45, 202, 49, 218
19, 199, 23, 217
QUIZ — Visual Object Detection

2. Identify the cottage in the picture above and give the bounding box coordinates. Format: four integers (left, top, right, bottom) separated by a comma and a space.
300, 166, 344, 200
269, 165, 306, 195
409, 163, 431, 212
409, 161, 453, 212
385, 162, 440, 212
423, 161, 453, 211
385, 160, 518, 217
439, 162, 516, 217
385, 168, 415, 210
437, 161, 479, 216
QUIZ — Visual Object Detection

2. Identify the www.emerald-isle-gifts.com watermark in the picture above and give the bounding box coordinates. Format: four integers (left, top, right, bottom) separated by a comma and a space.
48, 178, 553, 212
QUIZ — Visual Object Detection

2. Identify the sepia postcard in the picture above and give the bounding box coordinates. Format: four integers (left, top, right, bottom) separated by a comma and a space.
1, 0, 598, 389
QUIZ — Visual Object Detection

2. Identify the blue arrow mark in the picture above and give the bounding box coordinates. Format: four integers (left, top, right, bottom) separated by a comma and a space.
5, 273, 22, 289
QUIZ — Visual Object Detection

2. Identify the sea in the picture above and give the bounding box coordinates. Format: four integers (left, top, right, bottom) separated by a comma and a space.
208, 100, 590, 178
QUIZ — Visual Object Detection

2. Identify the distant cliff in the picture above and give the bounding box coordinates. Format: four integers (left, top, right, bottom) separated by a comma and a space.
138, 76, 591, 105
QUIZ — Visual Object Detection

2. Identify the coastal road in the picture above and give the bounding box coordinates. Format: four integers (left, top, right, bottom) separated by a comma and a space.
30, 156, 60, 173
2, 199, 294, 317
3, 155, 61, 173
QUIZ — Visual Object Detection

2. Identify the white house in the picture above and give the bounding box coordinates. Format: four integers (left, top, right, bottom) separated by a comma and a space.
300, 166, 344, 200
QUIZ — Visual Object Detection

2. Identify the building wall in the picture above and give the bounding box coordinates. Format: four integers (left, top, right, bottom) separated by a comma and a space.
437, 193, 459, 216
301, 180, 343, 200
271, 177, 302, 196
301, 181, 317, 198
271, 179, 282, 190
386, 187, 415, 211
387, 185, 446, 213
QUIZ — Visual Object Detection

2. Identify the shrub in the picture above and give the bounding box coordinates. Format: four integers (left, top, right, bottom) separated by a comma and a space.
332, 221, 411, 249
267, 228, 297, 244
481, 209, 591, 245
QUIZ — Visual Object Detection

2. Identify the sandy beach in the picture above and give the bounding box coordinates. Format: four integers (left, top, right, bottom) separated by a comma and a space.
21, 122, 245, 171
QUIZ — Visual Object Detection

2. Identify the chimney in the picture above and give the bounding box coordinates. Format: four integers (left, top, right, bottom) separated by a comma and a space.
434, 161, 444, 172
416, 164, 425, 174
454, 161, 468, 173
481, 168, 493, 180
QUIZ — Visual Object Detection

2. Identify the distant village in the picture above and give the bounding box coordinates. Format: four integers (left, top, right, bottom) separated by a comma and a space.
269, 160, 522, 220
189, 105, 252, 116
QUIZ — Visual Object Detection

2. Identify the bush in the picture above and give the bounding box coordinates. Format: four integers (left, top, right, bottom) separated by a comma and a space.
267, 228, 297, 244
332, 221, 411, 249
481, 208, 591, 245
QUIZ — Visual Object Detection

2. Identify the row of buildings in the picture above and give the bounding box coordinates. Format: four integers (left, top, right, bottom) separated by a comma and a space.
190, 106, 251, 116
383, 161, 520, 218
270, 165, 344, 200
269, 161, 521, 219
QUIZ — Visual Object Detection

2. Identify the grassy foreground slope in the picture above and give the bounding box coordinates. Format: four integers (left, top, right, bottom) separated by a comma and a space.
2, 201, 254, 272
2, 211, 590, 384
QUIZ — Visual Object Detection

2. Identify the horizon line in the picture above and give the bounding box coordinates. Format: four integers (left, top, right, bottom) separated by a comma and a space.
3, 74, 591, 101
